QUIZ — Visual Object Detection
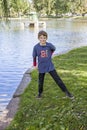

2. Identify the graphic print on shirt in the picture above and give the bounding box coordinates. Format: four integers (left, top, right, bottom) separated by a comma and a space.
41, 50, 48, 58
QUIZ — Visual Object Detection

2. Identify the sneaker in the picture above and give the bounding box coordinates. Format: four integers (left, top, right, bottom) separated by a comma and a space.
36, 93, 42, 98
65, 91, 74, 99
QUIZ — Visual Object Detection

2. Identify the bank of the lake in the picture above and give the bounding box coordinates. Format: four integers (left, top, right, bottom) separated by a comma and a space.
6, 46, 87, 130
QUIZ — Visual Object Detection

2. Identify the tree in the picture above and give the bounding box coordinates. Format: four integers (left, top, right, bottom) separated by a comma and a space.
33, 0, 55, 16
45, 0, 55, 16
1, 0, 9, 17
1, 0, 87, 18
0, 0, 31, 18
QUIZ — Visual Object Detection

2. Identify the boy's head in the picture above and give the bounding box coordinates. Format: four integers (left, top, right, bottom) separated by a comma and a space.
38, 30, 48, 39
38, 30, 48, 45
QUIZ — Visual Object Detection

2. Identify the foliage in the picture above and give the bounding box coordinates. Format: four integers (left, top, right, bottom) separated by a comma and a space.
0, 0, 87, 17
0, 0, 9, 17
0, 0, 31, 17
33, 0, 87, 16
6, 46, 87, 130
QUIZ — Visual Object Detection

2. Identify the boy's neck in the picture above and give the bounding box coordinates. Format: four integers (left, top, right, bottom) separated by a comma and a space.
40, 42, 46, 46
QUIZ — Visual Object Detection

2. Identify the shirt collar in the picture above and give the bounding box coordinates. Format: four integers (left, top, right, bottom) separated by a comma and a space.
40, 42, 46, 46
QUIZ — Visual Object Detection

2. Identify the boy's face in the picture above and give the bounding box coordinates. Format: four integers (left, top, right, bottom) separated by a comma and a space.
38, 35, 47, 45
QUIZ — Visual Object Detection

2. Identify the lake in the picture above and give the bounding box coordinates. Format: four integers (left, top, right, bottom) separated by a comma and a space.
0, 18, 87, 114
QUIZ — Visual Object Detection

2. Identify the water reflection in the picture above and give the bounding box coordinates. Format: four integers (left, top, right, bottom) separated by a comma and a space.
0, 18, 87, 113
47, 19, 87, 53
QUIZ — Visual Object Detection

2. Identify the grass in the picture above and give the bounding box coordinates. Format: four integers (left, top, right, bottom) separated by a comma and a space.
6, 46, 87, 130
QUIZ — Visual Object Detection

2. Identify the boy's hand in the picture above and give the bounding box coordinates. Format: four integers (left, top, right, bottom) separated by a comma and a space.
32, 66, 37, 70
28, 66, 37, 74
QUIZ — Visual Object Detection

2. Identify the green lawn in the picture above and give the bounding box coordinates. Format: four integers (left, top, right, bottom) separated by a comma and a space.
6, 46, 87, 130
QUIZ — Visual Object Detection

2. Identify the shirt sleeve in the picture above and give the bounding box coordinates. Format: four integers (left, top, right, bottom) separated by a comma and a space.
32, 46, 37, 66
50, 43, 56, 54
33, 57, 36, 66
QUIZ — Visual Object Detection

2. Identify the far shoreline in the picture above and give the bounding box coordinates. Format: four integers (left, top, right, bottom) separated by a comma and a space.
0, 15, 87, 21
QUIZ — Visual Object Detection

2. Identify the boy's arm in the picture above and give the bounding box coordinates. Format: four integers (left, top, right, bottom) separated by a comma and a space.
33, 57, 37, 66
51, 50, 54, 55
32, 46, 37, 67
50, 43, 56, 54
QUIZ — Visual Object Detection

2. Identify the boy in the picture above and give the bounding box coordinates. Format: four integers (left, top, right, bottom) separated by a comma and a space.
32, 30, 73, 98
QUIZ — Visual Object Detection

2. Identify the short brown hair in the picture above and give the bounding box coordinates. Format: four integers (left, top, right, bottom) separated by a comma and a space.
38, 30, 48, 38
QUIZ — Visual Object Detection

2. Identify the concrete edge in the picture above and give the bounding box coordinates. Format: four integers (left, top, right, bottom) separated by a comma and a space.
0, 68, 34, 130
